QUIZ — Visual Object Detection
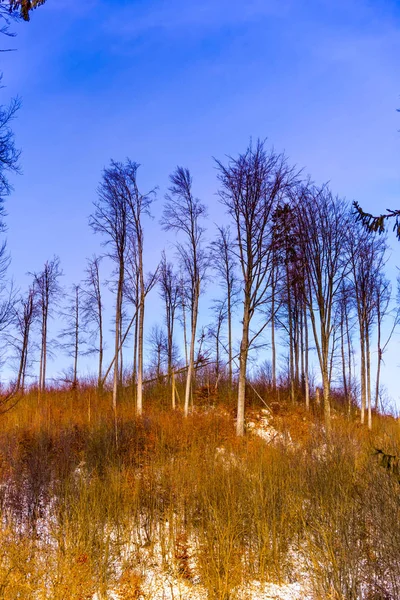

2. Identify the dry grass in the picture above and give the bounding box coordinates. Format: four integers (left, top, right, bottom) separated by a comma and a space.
0, 385, 399, 598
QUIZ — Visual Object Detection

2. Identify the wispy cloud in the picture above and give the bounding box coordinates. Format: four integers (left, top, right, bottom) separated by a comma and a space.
103, 0, 294, 40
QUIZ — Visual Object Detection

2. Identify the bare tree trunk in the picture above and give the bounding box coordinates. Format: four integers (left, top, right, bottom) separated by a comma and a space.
16, 289, 35, 391
360, 323, 366, 426
132, 273, 139, 402
366, 324, 372, 430
119, 310, 124, 388
304, 304, 310, 410
308, 303, 332, 435
227, 279, 233, 390
137, 287, 145, 416
237, 298, 250, 436
294, 305, 300, 389
215, 318, 221, 390
375, 311, 382, 412
181, 286, 189, 367
322, 362, 331, 437
83, 256, 104, 391
285, 255, 295, 404
329, 326, 337, 385
271, 266, 276, 393
41, 303, 48, 392
374, 276, 393, 412
113, 267, 124, 413
17, 330, 29, 390
346, 305, 353, 417
172, 370, 176, 409
300, 301, 304, 397
132, 311, 138, 400
73, 286, 79, 389
184, 279, 199, 417
98, 308, 103, 392
341, 309, 348, 405
22, 348, 28, 390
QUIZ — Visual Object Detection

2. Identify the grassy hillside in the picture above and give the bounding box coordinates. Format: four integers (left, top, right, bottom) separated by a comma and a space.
0, 385, 399, 599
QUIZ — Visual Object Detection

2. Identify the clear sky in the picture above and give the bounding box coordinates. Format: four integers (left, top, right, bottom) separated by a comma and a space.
1, 0, 400, 403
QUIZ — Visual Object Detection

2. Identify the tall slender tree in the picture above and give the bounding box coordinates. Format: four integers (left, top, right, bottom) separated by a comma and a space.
216, 140, 298, 435
124, 163, 156, 416
90, 161, 129, 414
10, 284, 36, 390
210, 226, 239, 390
295, 185, 349, 435
32, 256, 62, 393
159, 251, 180, 384
59, 284, 86, 389
82, 255, 104, 391
347, 223, 387, 428
161, 167, 207, 417
90, 159, 155, 417
374, 273, 395, 412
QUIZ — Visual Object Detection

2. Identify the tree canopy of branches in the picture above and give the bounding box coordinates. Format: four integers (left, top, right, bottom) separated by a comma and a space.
32, 256, 63, 393
161, 166, 207, 417
295, 186, 349, 435
90, 159, 155, 418
216, 139, 299, 435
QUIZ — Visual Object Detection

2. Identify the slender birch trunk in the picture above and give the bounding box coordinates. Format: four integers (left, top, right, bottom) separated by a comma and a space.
73, 286, 79, 389
237, 296, 250, 436
113, 268, 124, 413
137, 276, 145, 416
184, 278, 199, 417
360, 322, 366, 425
271, 265, 276, 392
366, 324, 372, 430
304, 304, 310, 410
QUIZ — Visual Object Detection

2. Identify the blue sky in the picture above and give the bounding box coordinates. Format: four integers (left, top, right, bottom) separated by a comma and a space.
1, 0, 400, 402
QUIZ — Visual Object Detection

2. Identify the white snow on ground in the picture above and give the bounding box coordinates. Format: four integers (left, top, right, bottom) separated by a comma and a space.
247, 408, 292, 446
4, 407, 315, 600
96, 406, 315, 600
101, 548, 313, 600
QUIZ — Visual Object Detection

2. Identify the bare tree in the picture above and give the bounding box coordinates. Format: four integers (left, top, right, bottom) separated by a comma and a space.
216, 140, 298, 435
208, 298, 227, 390
91, 159, 155, 417
338, 281, 355, 414
59, 284, 86, 389
161, 167, 207, 417
159, 250, 180, 383
295, 185, 349, 435
272, 202, 301, 403
178, 272, 189, 368
210, 225, 239, 390
269, 240, 279, 393
82, 255, 104, 390
374, 274, 398, 413
32, 256, 62, 392
8, 284, 36, 390
124, 164, 156, 416
147, 324, 168, 381
90, 161, 130, 415
347, 223, 387, 428
0, 94, 20, 203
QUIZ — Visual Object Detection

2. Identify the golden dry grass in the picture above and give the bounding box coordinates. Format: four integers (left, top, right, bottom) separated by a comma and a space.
0, 384, 399, 599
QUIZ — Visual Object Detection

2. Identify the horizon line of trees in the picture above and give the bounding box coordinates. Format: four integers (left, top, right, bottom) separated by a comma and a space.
1, 0, 399, 437
0, 140, 398, 436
